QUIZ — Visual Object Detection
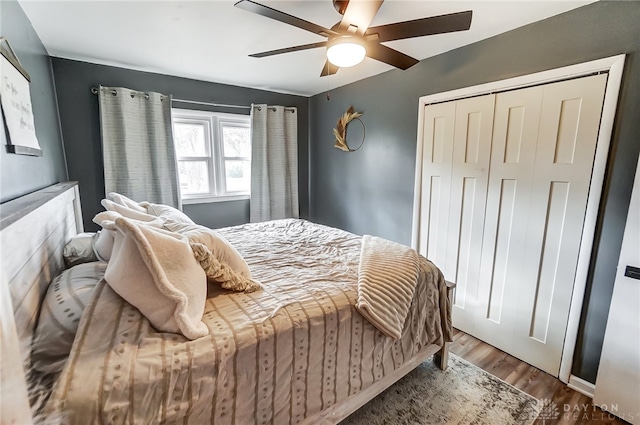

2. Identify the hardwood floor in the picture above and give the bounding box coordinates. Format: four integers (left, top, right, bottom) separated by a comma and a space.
449, 329, 630, 425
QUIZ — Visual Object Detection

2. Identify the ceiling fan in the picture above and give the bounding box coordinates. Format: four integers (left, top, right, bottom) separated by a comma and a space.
234, 0, 473, 77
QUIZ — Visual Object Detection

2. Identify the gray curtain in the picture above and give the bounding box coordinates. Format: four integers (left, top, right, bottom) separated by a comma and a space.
98, 86, 180, 208
250, 104, 298, 222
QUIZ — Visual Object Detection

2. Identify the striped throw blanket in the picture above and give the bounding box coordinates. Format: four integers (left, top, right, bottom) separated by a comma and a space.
356, 235, 420, 339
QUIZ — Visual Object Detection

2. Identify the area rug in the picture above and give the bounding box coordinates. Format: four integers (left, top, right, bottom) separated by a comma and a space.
341, 354, 540, 425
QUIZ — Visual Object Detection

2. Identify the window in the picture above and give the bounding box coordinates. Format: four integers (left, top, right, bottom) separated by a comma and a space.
172, 109, 251, 203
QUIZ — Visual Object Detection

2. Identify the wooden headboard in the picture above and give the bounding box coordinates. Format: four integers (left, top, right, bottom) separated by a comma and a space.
0, 182, 82, 425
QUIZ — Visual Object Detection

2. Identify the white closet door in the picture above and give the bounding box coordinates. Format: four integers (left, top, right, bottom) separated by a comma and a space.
456, 85, 544, 348
446, 74, 607, 375
445, 95, 495, 322
415, 102, 456, 268
511, 74, 607, 374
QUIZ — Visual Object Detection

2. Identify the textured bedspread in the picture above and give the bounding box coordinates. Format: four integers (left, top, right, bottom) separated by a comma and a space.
44, 219, 451, 425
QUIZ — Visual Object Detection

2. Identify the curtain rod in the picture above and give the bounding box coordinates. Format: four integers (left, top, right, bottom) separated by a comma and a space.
172, 97, 250, 110
173, 98, 295, 112
90, 87, 294, 112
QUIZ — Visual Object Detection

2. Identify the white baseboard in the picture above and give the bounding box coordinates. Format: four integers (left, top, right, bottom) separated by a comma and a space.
568, 375, 595, 398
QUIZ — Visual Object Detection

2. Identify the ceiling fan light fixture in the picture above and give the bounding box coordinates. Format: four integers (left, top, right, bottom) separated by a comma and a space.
327, 37, 366, 68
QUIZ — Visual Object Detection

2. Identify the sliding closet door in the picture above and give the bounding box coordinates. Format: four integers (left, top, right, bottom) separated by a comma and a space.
510, 74, 608, 374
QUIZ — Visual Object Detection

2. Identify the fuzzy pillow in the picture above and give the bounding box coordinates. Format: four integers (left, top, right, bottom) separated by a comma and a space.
164, 221, 252, 278
63, 233, 98, 267
104, 217, 208, 340
92, 208, 166, 262
31, 262, 107, 375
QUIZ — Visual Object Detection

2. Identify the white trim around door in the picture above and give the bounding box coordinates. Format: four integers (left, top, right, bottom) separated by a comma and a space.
411, 54, 626, 384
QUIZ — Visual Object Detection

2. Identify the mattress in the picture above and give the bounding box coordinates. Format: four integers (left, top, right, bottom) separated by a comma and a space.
44, 219, 451, 425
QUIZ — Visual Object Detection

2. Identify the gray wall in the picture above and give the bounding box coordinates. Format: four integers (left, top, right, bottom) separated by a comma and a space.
0, 1, 67, 203
309, 1, 640, 384
51, 58, 309, 230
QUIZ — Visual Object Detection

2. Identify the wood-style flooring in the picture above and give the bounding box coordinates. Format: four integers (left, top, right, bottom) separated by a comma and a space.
449, 329, 630, 425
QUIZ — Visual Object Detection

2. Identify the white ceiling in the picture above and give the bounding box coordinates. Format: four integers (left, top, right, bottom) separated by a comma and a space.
19, 0, 595, 97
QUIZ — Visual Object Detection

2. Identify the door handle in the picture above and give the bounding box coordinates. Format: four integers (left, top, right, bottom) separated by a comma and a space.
624, 265, 640, 280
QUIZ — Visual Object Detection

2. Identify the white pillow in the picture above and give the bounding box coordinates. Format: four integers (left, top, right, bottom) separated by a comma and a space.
101, 199, 160, 222
104, 217, 208, 340
93, 210, 165, 230
164, 221, 252, 278
31, 262, 107, 375
107, 192, 147, 213
92, 229, 115, 262
141, 201, 194, 225
63, 233, 98, 267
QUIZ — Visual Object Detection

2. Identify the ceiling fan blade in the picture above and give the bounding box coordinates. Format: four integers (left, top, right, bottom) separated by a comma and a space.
365, 10, 472, 42
365, 42, 419, 70
250, 42, 327, 58
320, 60, 339, 77
235, 0, 338, 37
338, 0, 384, 35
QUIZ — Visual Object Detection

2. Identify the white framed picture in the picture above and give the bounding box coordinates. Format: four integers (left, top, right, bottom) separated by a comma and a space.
0, 38, 42, 156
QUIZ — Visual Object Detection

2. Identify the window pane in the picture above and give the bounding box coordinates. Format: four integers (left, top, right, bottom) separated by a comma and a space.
174, 122, 207, 156
178, 161, 210, 194
222, 126, 251, 158
224, 160, 250, 193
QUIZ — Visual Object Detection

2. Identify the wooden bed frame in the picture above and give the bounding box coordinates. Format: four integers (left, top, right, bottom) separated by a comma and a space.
1, 182, 83, 425
0, 182, 450, 425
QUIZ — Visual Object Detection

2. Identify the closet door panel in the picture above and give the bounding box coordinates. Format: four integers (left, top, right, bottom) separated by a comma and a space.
416, 102, 456, 270
447, 95, 494, 328
512, 74, 608, 374
462, 86, 544, 349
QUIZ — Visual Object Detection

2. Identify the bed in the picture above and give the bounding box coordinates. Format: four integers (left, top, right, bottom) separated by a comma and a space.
0, 182, 452, 425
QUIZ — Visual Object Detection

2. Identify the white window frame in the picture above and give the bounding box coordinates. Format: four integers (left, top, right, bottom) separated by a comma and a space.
172, 108, 251, 204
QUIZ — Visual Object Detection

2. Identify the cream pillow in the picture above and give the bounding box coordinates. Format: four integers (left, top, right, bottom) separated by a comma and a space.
104, 217, 208, 340
140, 201, 194, 225
32, 262, 107, 375
101, 199, 160, 223
164, 221, 252, 278
107, 192, 147, 213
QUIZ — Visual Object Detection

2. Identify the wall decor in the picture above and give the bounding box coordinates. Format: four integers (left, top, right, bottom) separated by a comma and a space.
0, 37, 42, 156
333, 106, 365, 152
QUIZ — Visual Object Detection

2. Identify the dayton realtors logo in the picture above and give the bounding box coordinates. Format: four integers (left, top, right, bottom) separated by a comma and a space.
534, 399, 638, 423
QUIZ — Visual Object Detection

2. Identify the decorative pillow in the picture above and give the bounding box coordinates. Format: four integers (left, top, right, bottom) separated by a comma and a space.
164, 221, 252, 278
63, 233, 98, 267
140, 201, 194, 225
104, 217, 208, 340
191, 242, 261, 293
31, 262, 107, 375
107, 192, 147, 213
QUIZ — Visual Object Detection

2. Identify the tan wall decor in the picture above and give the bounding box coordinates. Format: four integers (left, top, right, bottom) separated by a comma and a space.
333, 106, 365, 152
